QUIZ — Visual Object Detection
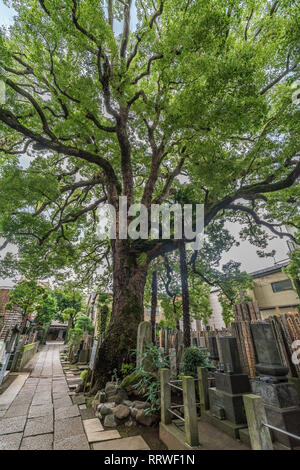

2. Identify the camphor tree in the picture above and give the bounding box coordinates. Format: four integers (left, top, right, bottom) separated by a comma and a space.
0, 0, 299, 385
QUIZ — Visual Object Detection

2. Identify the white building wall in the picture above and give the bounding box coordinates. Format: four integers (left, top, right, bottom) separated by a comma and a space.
207, 292, 226, 330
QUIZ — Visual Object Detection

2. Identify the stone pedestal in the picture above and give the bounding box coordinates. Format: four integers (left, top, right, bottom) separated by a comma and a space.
208, 388, 247, 424
250, 322, 300, 449
251, 379, 300, 449
206, 336, 251, 438
289, 376, 300, 399
215, 371, 250, 395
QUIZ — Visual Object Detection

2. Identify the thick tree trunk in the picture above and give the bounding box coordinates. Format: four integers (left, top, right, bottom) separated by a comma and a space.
93, 240, 148, 387
150, 270, 157, 343
179, 241, 191, 348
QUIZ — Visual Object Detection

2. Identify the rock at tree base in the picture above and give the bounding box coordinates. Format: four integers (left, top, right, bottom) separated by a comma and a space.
113, 404, 130, 420
92, 390, 106, 410
135, 409, 154, 426
125, 417, 134, 427
130, 407, 138, 419
114, 387, 128, 405
105, 382, 118, 401
120, 371, 143, 391
100, 403, 115, 417
105, 382, 117, 395
123, 400, 133, 407
104, 414, 117, 428
132, 401, 148, 409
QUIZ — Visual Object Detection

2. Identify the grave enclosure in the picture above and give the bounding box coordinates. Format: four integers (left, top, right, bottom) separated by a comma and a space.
155, 300, 300, 450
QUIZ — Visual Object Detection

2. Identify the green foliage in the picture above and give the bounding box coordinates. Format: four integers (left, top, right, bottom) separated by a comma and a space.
54, 287, 82, 321
284, 232, 300, 298
181, 347, 208, 378
134, 345, 169, 414
0, 0, 299, 376
80, 369, 89, 381
34, 291, 57, 327
67, 328, 83, 347
5, 280, 57, 327
75, 315, 94, 334
5, 280, 44, 315
121, 362, 135, 378
61, 307, 78, 326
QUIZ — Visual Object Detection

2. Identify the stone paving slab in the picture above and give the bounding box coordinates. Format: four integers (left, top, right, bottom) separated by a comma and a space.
53, 391, 68, 400
28, 404, 53, 418
0, 374, 29, 411
53, 396, 73, 409
55, 405, 80, 420
31, 395, 52, 406
4, 403, 30, 418
0, 432, 23, 450
0, 416, 27, 435
93, 435, 150, 450
20, 433, 53, 450
83, 418, 104, 443
72, 395, 86, 405
54, 433, 89, 450
80, 408, 96, 420
26, 378, 39, 385
54, 416, 85, 440
79, 404, 87, 410
24, 415, 54, 437
90, 429, 121, 443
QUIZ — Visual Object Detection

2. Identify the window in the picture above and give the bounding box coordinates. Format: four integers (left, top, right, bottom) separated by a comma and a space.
271, 279, 293, 293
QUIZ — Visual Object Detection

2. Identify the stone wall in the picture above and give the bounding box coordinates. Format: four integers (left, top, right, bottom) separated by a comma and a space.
0, 310, 23, 341
16, 342, 39, 371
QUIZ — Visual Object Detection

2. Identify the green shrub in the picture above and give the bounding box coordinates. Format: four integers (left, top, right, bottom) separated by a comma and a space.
67, 328, 83, 345
80, 369, 88, 381
181, 347, 208, 378
121, 362, 135, 378
134, 345, 169, 414
75, 315, 94, 334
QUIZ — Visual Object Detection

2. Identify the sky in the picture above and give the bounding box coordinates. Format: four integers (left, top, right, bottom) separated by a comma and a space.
0, 1, 14, 27
0, 2, 292, 287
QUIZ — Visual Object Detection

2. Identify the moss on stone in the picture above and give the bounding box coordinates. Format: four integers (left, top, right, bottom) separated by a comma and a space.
120, 371, 143, 389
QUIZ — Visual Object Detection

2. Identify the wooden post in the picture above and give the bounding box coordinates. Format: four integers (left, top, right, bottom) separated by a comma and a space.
160, 368, 172, 425
182, 376, 199, 447
243, 394, 273, 450
197, 367, 209, 414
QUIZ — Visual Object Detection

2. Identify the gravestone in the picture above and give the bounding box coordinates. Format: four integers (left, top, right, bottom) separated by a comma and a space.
177, 344, 185, 374
136, 321, 152, 368
169, 348, 177, 378
208, 336, 219, 361
251, 322, 300, 449
205, 336, 251, 439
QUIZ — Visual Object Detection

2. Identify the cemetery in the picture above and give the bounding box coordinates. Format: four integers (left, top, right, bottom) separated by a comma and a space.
0, 0, 299, 454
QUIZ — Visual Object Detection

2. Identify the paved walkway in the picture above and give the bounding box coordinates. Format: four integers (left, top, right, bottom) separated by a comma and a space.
0, 344, 150, 450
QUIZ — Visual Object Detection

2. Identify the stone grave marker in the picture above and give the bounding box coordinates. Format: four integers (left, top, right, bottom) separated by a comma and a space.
250, 321, 300, 449
136, 321, 152, 368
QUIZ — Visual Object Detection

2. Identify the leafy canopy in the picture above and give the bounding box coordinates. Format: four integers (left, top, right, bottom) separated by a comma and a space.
0, 0, 299, 289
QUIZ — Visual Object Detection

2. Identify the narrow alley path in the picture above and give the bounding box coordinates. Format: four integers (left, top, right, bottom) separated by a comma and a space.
0, 344, 90, 450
